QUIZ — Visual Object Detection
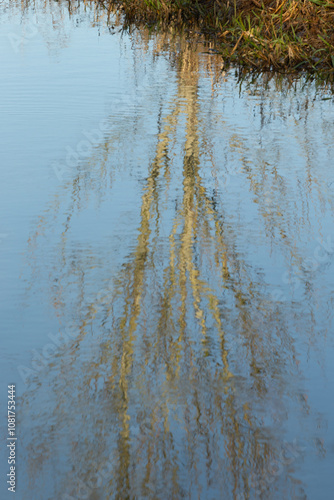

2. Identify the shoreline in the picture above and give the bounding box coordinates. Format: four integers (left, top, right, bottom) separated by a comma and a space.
100, 0, 334, 81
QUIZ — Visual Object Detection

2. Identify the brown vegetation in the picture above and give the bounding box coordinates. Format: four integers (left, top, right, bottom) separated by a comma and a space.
99, 0, 334, 78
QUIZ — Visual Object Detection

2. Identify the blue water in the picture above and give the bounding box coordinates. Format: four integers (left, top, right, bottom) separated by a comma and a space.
1, 1, 334, 498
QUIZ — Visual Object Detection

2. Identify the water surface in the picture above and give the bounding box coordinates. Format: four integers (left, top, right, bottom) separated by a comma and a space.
1, 1, 334, 499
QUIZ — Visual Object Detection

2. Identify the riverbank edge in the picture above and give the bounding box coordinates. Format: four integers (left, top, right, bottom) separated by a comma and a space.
100, 0, 334, 81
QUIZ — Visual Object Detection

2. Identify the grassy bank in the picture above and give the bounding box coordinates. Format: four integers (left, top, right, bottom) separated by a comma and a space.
100, 0, 334, 79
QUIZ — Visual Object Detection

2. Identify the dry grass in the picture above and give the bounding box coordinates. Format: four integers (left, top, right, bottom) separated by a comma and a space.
99, 0, 334, 79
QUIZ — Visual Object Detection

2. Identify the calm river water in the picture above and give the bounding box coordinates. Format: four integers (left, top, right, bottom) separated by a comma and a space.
1, 1, 334, 499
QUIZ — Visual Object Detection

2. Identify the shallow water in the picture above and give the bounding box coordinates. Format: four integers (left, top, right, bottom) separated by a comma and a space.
1, 1, 334, 499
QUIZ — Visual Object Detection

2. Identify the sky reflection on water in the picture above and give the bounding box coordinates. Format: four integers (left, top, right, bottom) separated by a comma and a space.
0, 1, 334, 499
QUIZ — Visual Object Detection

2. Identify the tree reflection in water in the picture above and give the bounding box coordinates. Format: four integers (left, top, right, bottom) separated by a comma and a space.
15, 1, 334, 499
